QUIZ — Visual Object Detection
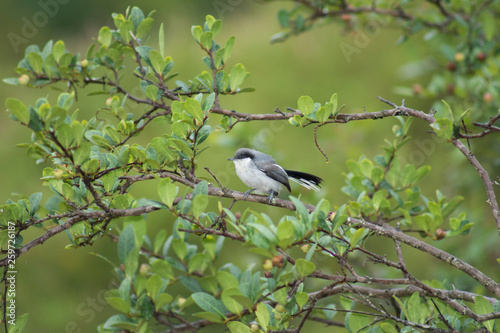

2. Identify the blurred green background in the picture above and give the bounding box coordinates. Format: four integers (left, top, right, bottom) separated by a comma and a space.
1, 0, 498, 332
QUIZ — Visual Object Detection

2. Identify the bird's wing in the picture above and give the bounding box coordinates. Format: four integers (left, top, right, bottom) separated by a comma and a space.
256, 162, 291, 192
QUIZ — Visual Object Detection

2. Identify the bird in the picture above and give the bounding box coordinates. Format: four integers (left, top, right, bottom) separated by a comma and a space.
228, 148, 323, 203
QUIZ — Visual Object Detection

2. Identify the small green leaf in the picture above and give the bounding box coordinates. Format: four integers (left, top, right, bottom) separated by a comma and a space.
136, 17, 154, 40
295, 292, 309, 309
441, 99, 454, 122
158, 23, 165, 57
6, 98, 30, 124
349, 228, 365, 248
184, 98, 204, 123
57, 123, 74, 148
118, 224, 136, 264
52, 40, 65, 62
192, 292, 226, 318
192, 194, 208, 219
407, 292, 422, 324
152, 259, 174, 280
146, 275, 162, 301
256, 303, 270, 331
28, 52, 44, 74
392, 296, 409, 320
119, 20, 134, 43
223, 36, 235, 63
171, 239, 187, 261
191, 25, 203, 42
295, 258, 316, 278
98, 26, 112, 46
155, 293, 173, 310
145, 85, 158, 101
221, 288, 244, 316
157, 178, 178, 208
229, 63, 248, 92
475, 295, 494, 333
380, 322, 399, 333
431, 118, 454, 140
28, 192, 42, 216
200, 31, 213, 50
105, 297, 130, 314
74, 141, 91, 165
226, 321, 252, 333
298, 95, 314, 116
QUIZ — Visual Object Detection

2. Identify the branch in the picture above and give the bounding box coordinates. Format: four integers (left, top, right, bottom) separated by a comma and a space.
347, 217, 500, 298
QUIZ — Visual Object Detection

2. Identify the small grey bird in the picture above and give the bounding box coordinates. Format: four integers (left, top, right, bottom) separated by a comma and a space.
228, 148, 323, 202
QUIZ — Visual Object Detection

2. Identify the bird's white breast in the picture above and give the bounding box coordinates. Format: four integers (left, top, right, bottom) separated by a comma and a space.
233, 158, 283, 194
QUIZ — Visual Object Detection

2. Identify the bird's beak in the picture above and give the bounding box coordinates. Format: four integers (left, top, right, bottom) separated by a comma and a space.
228, 158, 234, 161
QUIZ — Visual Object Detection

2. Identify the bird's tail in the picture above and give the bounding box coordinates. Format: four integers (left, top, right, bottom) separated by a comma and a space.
285, 170, 323, 192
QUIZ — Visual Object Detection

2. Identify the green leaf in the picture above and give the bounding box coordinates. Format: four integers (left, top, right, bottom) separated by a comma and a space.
221, 288, 244, 316
360, 159, 373, 178
192, 195, 208, 219
106, 297, 130, 314
155, 293, 173, 310
217, 271, 240, 290
223, 36, 235, 63
256, 303, 270, 331
119, 20, 134, 43
192, 292, 226, 318
6, 98, 30, 124
28, 192, 42, 216
171, 239, 187, 260
441, 99, 454, 122
349, 228, 365, 248
158, 23, 165, 57
380, 322, 399, 333
200, 31, 213, 50
52, 40, 65, 62
392, 296, 409, 320
98, 26, 112, 46
298, 95, 314, 116
118, 224, 136, 264
348, 313, 372, 333
229, 63, 248, 92
184, 98, 204, 123
152, 259, 174, 280
56, 123, 74, 148
210, 20, 222, 36
102, 314, 137, 331
124, 247, 139, 278
475, 295, 494, 333
154, 229, 167, 254
407, 292, 422, 324
136, 17, 154, 40
295, 292, 309, 309
442, 196, 464, 218
227, 321, 252, 333
145, 85, 158, 101
191, 25, 203, 42
157, 178, 178, 208
8, 313, 28, 333
295, 258, 316, 278
149, 49, 165, 74
146, 275, 162, 301
431, 118, 453, 140
74, 141, 91, 165
28, 52, 44, 74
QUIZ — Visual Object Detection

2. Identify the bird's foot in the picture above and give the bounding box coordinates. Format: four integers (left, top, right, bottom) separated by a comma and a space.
243, 189, 255, 200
